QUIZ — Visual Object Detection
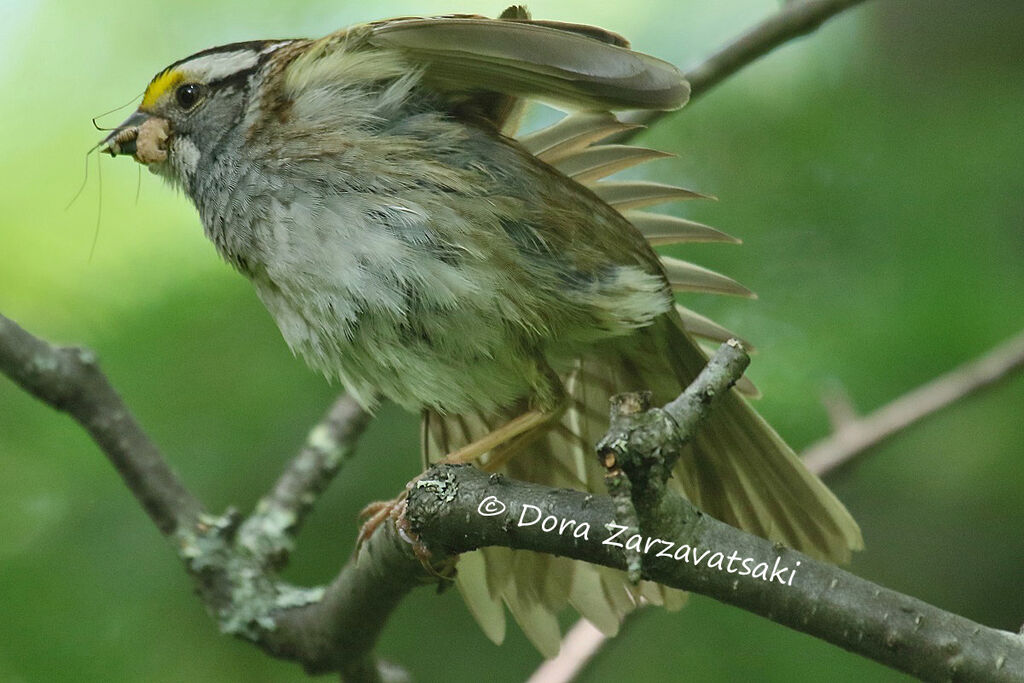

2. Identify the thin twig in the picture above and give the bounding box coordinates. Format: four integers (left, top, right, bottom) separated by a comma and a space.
525, 619, 607, 683
685, 0, 872, 98
803, 329, 1024, 476
619, 0, 873, 134
238, 393, 372, 564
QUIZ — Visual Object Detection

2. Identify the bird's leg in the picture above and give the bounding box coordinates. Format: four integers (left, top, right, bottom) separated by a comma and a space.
359, 363, 566, 553
356, 409, 558, 549
440, 409, 552, 465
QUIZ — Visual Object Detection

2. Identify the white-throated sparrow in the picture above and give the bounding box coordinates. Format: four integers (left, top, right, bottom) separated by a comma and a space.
101, 7, 861, 654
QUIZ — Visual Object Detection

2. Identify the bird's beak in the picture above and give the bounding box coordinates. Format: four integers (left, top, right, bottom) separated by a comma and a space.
100, 110, 171, 164
101, 110, 150, 158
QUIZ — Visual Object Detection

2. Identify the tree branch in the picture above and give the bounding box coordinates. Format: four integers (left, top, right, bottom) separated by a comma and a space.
0, 312, 406, 681
529, 329, 1024, 683
4, 311, 1022, 681
617, 0, 873, 135
686, 0, 872, 99
406, 463, 1024, 683
0, 313, 204, 533
803, 329, 1024, 476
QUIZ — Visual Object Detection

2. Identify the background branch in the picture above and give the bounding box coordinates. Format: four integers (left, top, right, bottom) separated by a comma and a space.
685, 0, 872, 99
803, 329, 1024, 476
619, 0, 873, 134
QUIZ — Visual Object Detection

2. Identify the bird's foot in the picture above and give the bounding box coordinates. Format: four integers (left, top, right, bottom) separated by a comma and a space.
357, 484, 455, 580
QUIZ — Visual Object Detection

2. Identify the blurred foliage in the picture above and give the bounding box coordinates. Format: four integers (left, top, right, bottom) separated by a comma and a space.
1, 1, 1021, 681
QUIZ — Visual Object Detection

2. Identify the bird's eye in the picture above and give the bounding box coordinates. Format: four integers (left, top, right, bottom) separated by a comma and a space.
175, 83, 202, 110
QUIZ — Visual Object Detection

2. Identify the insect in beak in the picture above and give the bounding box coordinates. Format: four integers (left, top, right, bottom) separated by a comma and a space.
100, 111, 170, 163
101, 111, 149, 157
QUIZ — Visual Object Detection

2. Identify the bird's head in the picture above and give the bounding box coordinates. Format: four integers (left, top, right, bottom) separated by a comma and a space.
100, 40, 293, 186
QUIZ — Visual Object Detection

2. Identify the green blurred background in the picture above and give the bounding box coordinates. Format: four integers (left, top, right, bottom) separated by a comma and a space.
1, 0, 1021, 680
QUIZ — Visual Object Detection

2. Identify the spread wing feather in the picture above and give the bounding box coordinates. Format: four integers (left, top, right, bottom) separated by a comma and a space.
519, 111, 641, 160
626, 211, 741, 246
659, 256, 756, 298
366, 17, 689, 111
552, 144, 673, 183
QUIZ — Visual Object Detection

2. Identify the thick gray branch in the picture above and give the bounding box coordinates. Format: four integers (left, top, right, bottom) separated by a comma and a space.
406, 464, 1024, 682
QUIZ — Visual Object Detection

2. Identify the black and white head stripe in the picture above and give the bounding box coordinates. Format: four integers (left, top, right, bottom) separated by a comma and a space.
141, 40, 294, 108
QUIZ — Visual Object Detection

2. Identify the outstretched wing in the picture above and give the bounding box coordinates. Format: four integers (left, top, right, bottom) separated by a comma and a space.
282, 8, 688, 128
367, 15, 689, 111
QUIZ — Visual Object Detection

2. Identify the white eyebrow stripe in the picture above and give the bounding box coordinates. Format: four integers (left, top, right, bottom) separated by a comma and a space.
261, 40, 293, 54
182, 50, 260, 82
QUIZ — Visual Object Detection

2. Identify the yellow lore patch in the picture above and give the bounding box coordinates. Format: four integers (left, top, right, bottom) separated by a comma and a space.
141, 69, 184, 110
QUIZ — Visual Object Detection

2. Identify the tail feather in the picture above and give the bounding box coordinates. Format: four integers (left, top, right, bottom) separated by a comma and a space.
660, 315, 864, 561
423, 311, 861, 655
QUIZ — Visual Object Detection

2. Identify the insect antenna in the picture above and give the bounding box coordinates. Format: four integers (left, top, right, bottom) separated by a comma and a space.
88, 153, 103, 263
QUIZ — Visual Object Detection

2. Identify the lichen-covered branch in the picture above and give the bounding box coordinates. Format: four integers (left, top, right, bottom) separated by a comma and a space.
238, 393, 372, 566
405, 463, 1024, 682
0, 312, 405, 681
4, 311, 1022, 681
183, 509, 421, 681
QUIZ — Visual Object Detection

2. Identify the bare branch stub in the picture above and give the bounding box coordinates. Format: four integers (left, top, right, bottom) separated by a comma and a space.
803, 329, 1024, 476
597, 340, 749, 510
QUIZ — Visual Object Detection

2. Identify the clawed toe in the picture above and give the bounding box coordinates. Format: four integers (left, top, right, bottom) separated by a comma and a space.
356, 494, 405, 547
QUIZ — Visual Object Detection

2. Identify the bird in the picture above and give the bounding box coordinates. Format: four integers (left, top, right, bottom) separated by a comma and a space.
101, 6, 862, 655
